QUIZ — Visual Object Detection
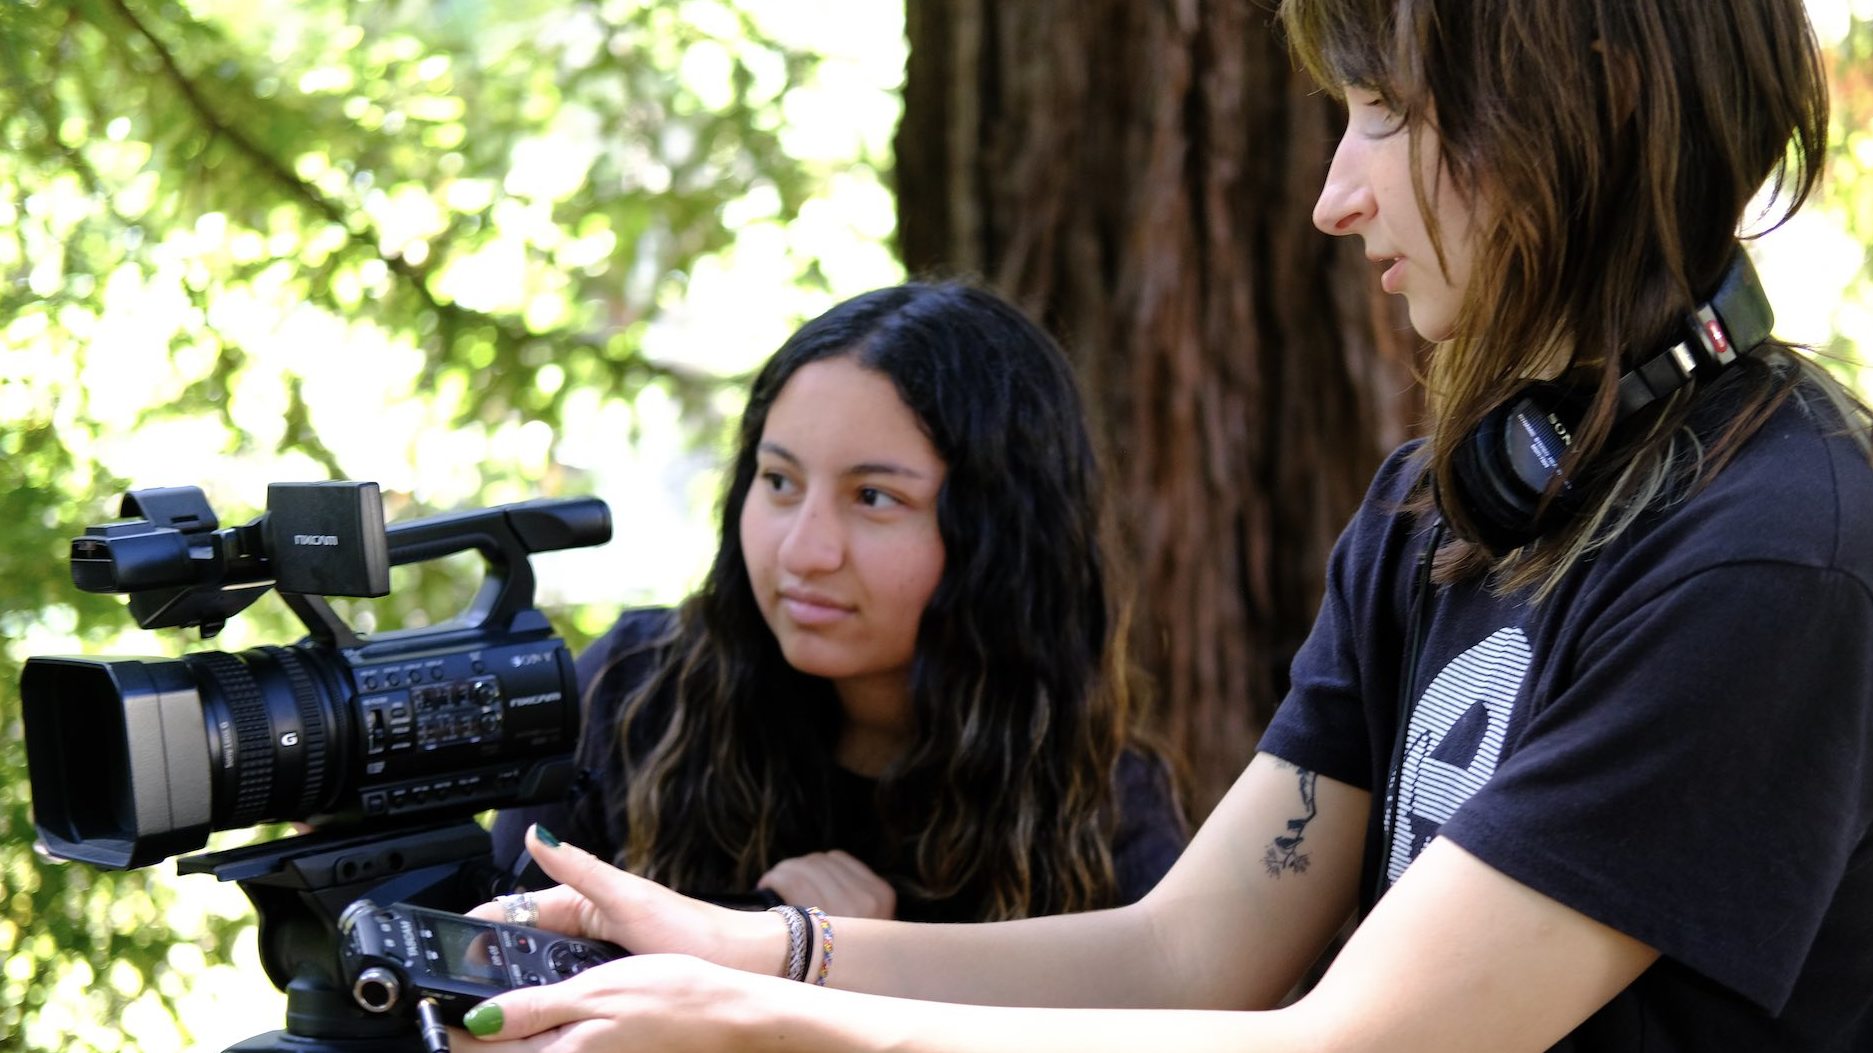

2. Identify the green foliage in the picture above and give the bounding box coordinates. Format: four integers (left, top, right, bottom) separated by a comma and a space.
0, 0, 876, 1047
1820, 13, 1873, 368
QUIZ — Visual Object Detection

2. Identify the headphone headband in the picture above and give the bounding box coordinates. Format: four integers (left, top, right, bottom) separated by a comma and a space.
1614, 249, 1774, 415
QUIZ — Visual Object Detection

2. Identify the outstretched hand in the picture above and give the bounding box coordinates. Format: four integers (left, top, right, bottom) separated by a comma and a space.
452, 825, 839, 1050
465, 825, 786, 977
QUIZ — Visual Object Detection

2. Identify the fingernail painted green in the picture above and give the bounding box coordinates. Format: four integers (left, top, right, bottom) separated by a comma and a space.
535, 824, 562, 848
463, 1002, 503, 1037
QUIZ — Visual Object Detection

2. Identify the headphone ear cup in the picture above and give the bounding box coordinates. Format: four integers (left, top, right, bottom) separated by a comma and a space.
1442, 384, 1587, 554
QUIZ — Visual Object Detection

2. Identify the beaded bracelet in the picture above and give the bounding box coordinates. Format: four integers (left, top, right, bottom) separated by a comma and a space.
767, 904, 810, 982
803, 906, 834, 987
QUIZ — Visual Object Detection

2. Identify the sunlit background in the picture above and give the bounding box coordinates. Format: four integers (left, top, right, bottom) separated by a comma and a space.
4, 0, 908, 1048
2, 0, 1867, 1049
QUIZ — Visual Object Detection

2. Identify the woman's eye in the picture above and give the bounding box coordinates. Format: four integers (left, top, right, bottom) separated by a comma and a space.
1354, 94, 1404, 136
857, 486, 901, 509
759, 470, 795, 494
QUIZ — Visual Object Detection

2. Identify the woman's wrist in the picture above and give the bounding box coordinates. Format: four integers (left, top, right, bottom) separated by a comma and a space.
714, 901, 799, 977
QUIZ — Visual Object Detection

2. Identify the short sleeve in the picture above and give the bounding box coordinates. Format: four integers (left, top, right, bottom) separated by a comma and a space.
1260, 542, 1379, 790
1259, 442, 1428, 791
1438, 561, 1873, 1013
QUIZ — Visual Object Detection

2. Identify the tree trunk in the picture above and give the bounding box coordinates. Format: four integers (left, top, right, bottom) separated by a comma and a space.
897, 0, 1421, 816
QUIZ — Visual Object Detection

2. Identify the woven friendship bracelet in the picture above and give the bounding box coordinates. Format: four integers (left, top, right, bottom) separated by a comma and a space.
768, 904, 810, 982
803, 906, 834, 987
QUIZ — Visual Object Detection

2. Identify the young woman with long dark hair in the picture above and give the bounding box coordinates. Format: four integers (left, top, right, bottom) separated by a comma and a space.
493, 281, 1187, 923
463, 1, 1873, 1048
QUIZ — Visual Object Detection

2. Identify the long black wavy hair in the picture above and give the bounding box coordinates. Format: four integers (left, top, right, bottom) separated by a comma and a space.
607, 282, 1145, 919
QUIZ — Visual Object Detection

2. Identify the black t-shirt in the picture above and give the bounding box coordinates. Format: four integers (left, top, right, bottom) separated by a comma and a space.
494, 608, 1188, 922
1259, 389, 1873, 1050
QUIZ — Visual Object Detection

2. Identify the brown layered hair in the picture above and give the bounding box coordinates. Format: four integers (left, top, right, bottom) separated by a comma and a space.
1281, 0, 1852, 593
605, 283, 1158, 920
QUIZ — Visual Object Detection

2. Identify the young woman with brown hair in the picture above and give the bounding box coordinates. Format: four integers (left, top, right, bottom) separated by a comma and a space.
459, 1, 1873, 1048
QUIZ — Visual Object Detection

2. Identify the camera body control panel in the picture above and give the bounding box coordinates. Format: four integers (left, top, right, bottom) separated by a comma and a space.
350, 639, 574, 820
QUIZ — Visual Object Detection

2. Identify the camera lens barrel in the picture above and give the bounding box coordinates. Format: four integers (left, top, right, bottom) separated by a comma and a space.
185, 646, 346, 830
265, 646, 333, 817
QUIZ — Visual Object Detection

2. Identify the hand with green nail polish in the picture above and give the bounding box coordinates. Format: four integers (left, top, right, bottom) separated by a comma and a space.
445, 825, 865, 1048
445, 946, 844, 1051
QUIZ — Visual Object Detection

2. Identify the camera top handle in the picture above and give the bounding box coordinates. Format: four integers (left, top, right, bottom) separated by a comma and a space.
283, 496, 612, 651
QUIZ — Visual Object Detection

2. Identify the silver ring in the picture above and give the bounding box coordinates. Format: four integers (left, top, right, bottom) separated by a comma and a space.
498, 892, 539, 928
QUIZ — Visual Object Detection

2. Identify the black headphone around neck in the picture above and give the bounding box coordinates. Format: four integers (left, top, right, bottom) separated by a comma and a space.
1373, 248, 1777, 906
1438, 247, 1776, 555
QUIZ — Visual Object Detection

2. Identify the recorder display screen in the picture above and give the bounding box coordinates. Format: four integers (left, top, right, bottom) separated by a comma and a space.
429, 916, 505, 985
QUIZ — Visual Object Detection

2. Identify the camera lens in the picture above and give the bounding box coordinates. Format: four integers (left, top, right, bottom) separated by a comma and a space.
21, 645, 352, 869
185, 646, 347, 830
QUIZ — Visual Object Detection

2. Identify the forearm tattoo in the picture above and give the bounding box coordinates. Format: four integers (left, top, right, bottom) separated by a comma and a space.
1263, 760, 1318, 878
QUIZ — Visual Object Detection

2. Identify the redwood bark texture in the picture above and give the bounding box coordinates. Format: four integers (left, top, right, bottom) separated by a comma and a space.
897, 0, 1421, 816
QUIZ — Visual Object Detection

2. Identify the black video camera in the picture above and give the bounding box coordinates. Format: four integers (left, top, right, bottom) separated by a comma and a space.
21, 481, 612, 870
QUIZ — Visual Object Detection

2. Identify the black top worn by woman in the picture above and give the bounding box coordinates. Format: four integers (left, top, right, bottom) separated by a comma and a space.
492, 608, 1190, 922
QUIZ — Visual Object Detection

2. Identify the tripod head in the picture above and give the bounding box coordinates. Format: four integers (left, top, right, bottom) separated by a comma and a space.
179, 821, 513, 1052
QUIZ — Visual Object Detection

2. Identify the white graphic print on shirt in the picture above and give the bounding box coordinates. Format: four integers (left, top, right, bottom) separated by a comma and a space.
1385, 627, 1532, 885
